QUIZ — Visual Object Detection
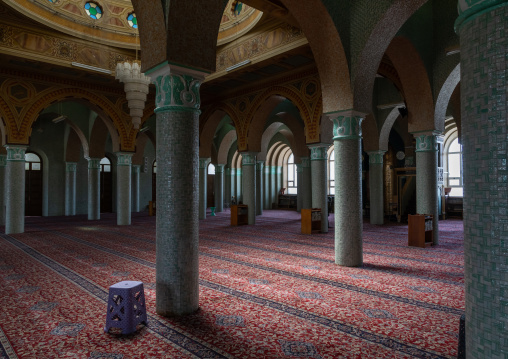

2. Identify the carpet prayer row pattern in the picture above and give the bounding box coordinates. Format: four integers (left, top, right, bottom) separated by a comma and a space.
0, 210, 464, 358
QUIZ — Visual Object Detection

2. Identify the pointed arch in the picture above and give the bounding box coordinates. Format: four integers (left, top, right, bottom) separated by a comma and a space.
435, 64, 460, 134
217, 129, 237, 165
89, 116, 117, 158
379, 108, 403, 152
0, 95, 17, 145
200, 104, 238, 158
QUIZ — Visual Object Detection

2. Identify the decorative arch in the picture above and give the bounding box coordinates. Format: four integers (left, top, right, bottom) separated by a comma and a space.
385, 36, 434, 133
435, 64, 460, 134
63, 120, 90, 161
0, 95, 18, 145
379, 107, 402, 152
89, 116, 116, 158
200, 104, 239, 158
21, 88, 132, 151
132, 132, 151, 166
353, 0, 430, 115
217, 129, 237, 165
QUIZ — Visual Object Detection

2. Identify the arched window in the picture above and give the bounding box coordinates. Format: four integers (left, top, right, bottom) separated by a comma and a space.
208, 163, 216, 175
25, 152, 43, 216
328, 150, 335, 195
287, 153, 297, 194
100, 157, 111, 172
153, 161, 157, 174
447, 138, 463, 197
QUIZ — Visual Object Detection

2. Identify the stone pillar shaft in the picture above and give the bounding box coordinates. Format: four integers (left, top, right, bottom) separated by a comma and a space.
331, 111, 364, 267
65, 162, 77, 216
0, 155, 6, 226
368, 151, 385, 225
256, 161, 264, 215
4, 146, 26, 234
414, 133, 439, 245
309, 147, 329, 233
88, 158, 101, 220
301, 158, 312, 209
241, 152, 256, 224
116, 153, 133, 225
456, 3, 508, 355
199, 158, 210, 220
150, 64, 203, 316
296, 164, 303, 212
215, 164, 224, 212
132, 165, 140, 212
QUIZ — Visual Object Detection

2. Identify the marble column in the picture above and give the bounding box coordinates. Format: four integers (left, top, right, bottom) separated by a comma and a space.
241, 152, 256, 224
367, 151, 385, 225
309, 146, 329, 233
215, 164, 224, 212
4, 146, 26, 234
456, 2, 508, 356
236, 168, 242, 203
256, 161, 264, 215
301, 157, 312, 209
330, 111, 364, 267
65, 162, 77, 216
414, 133, 439, 245
87, 157, 101, 220
0, 155, 6, 226
199, 158, 210, 220
148, 64, 204, 316
132, 165, 140, 212
116, 152, 133, 225
296, 164, 303, 212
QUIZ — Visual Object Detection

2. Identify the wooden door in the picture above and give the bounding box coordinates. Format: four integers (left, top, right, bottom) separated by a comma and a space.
25, 153, 43, 216
207, 174, 215, 208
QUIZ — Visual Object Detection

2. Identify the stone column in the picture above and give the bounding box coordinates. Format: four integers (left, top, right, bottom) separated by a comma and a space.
256, 161, 264, 215
414, 133, 439, 245
241, 152, 256, 224
132, 165, 140, 212
116, 152, 133, 225
330, 111, 364, 267
224, 167, 232, 207
0, 155, 6, 226
309, 146, 329, 233
215, 164, 224, 212
367, 151, 385, 225
199, 158, 210, 220
4, 146, 27, 234
456, 2, 508, 356
236, 168, 242, 203
87, 158, 101, 220
65, 162, 77, 216
148, 64, 204, 316
301, 157, 312, 209
296, 164, 303, 212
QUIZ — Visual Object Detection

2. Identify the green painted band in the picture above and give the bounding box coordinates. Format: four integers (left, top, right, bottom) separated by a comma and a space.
333, 135, 362, 141
154, 106, 201, 114
415, 148, 438, 153
310, 158, 327, 161
6, 159, 25, 162
455, 0, 508, 32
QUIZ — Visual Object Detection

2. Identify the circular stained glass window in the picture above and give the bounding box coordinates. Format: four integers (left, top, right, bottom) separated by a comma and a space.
127, 12, 138, 29
84, 2, 103, 20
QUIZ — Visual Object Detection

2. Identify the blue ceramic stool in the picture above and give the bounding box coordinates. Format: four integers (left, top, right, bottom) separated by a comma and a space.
104, 281, 147, 335
210, 207, 216, 216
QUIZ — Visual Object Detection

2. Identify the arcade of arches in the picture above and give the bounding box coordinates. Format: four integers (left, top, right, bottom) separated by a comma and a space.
0, 0, 506, 357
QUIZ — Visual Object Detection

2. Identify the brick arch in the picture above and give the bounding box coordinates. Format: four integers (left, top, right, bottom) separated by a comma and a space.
65, 123, 89, 162
385, 36, 434, 133
435, 64, 460, 134
217, 129, 237, 165
21, 88, 132, 151
0, 94, 19, 145
200, 103, 239, 158
89, 115, 120, 158
353, 0, 430, 115
378, 107, 402, 152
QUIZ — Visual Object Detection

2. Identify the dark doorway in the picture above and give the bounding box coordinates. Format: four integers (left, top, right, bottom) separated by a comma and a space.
207, 163, 215, 208
152, 161, 157, 203
25, 152, 43, 216
100, 157, 113, 213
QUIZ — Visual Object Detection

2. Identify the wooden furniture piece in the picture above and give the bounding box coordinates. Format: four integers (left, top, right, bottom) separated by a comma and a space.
231, 204, 248, 226
301, 208, 321, 234
148, 201, 156, 216
408, 214, 433, 248
278, 194, 297, 209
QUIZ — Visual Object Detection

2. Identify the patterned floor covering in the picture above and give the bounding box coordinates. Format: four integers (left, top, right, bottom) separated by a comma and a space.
0, 210, 464, 359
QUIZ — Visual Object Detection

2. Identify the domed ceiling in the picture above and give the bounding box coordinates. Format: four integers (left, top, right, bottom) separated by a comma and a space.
3, 0, 262, 49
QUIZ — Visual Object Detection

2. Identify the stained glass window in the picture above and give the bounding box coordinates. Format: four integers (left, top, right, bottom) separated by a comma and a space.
48, 0, 57, 3
127, 12, 138, 29
84, 2, 103, 20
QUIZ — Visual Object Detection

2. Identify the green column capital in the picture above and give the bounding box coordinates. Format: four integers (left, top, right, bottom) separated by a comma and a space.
326, 110, 365, 140
116, 152, 133, 166
87, 157, 101, 169
66, 162, 77, 172
256, 161, 264, 171
296, 163, 303, 173
5, 145, 27, 162
308, 145, 329, 161
149, 64, 206, 113
199, 158, 211, 169
367, 151, 386, 165
456, 0, 508, 31
215, 164, 225, 173
132, 165, 141, 174
241, 152, 257, 166
413, 132, 440, 152
301, 157, 311, 168
0, 155, 6, 167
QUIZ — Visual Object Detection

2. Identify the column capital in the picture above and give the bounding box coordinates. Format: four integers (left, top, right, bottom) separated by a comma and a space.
456, 0, 508, 31
199, 157, 211, 169
241, 152, 257, 166
367, 151, 386, 165
65, 162, 77, 172
0, 154, 6, 167
326, 109, 365, 140
148, 63, 207, 113
308, 145, 329, 161
132, 164, 141, 174
413, 132, 441, 152
296, 163, 304, 173
4, 145, 28, 162
301, 157, 311, 168
87, 157, 101, 169
215, 164, 225, 173
116, 152, 133, 166
256, 161, 264, 171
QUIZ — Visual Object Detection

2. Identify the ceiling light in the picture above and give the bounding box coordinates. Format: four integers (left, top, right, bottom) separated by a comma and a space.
226, 60, 251, 72
52, 115, 67, 123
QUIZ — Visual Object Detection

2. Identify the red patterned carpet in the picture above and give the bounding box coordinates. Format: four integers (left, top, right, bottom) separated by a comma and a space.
0, 210, 464, 358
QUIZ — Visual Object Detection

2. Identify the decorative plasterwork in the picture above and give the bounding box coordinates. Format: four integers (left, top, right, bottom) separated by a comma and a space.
218, 1, 263, 46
